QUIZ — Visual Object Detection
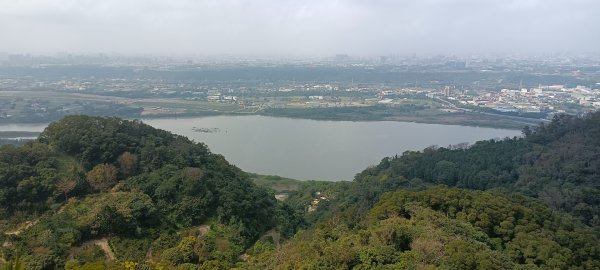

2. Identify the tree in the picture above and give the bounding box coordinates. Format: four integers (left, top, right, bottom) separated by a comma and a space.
86, 164, 118, 192
117, 152, 138, 178
434, 160, 457, 185
56, 177, 77, 200
90, 205, 131, 236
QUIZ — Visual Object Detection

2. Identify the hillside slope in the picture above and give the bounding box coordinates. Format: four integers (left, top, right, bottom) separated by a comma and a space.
245, 186, 600, 269
350, 112, 600, 227
0, 115, 278, 269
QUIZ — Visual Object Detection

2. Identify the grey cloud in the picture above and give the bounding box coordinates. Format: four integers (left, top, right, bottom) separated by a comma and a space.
0, 0, 598, 55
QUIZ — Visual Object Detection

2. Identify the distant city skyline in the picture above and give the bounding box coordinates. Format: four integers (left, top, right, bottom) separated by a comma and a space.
1, 0, 599, 56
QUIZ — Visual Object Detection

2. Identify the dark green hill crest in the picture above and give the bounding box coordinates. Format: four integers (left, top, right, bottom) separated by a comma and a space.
1, 115, 277, 269
39, 115, 209, 170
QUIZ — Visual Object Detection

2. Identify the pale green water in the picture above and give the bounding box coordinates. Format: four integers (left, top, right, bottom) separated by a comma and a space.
143, 116, 522, 181
0, 116, 522, 181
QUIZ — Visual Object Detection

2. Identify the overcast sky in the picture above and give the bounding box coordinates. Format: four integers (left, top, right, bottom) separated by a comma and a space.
0, 0, 598, 56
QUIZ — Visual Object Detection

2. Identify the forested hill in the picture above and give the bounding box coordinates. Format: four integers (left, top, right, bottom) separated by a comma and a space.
0, 115, 280, 269
2, 113, 600, 269
245, 186, 600, 269
351, 111, 600, 227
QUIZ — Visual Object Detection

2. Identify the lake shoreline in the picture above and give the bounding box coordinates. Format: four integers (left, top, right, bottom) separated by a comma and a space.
138, 113, 532, 130
0, 109, 542, 130
143, 115, 522, 180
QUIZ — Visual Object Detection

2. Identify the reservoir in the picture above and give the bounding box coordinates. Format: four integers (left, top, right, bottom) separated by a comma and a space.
1, 116, 522, 181
143, 116, 521, 181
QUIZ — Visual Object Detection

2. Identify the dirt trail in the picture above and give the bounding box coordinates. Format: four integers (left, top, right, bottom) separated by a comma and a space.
57, 204, 67, 214
5, 219, 39, 236
88, 238, 116, 261
2, 208, 117, 263
5, 204, 68, 236
145, 247, 153, 260
198, 225, 211, 237
262, 229, 281, 248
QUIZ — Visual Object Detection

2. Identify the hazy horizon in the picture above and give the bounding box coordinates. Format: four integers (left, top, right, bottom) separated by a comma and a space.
1, 0, 599, 56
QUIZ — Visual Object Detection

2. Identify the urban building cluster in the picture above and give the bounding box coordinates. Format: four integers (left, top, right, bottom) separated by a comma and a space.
1, 53, 599, 122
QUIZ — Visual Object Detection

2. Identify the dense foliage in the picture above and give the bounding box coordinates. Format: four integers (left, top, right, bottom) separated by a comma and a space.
351, 112, 600, 227
0, 142, 74, 218
1, 115, 277, 269
246, 187, 600, 269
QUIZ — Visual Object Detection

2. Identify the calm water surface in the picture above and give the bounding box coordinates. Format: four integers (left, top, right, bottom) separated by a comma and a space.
0, 123, 48, 132
0, 116, 522, 180
143, 116, 521, 181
